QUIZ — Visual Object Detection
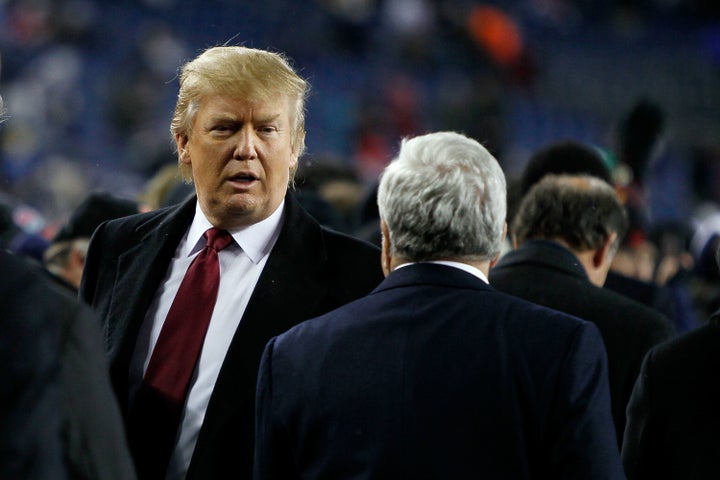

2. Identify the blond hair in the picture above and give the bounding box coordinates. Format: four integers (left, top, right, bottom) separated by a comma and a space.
171, 46, 309, 180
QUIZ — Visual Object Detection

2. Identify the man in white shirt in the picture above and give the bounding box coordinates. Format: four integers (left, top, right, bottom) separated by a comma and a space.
80, 46, 383, 480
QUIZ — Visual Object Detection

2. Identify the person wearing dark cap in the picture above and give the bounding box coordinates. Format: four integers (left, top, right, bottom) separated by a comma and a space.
508, 139, 679, 325
43, 192, 139, 292
519, 140, 613, 195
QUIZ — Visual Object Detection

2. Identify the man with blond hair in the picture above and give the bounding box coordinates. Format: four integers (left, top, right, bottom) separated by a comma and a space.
80, 46, 383, 480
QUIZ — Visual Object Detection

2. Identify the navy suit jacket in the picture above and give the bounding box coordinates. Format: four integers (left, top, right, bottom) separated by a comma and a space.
254, 263, 624, 479
622, 312, 720, 479
79, 192, 383, 479
490, 241, 675, 447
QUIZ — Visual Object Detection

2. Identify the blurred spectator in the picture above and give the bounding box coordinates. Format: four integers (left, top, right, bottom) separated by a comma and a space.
9, 231, 50, 263
689, 209, 720, 318
295, 156, 364, 232
647, 220, 699, 332
0, 0, 717, 244
43, 191, 139, 293
610, 99, 702, 332
611, 99, 666, 279
137, 163, 193, 210
0, 96, 49, 264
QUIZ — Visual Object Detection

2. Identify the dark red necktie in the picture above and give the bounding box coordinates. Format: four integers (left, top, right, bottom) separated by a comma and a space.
128, 227, 233, 479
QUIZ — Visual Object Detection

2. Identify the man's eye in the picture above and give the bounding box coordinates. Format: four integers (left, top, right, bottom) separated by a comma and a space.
259, 126, 277, 133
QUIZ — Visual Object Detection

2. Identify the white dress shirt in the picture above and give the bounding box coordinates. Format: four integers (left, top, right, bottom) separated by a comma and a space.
128, 200, 284, 480
394, 260, 489, 284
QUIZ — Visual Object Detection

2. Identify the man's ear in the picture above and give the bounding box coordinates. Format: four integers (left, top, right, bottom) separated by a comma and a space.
593, 231, 618, 269
380, 220, 392, 277
69, 246, 86, 269
176, 134, 190, 165
289, 151, 299, 178
489, 251, 502, 269
488, 222, 508, 268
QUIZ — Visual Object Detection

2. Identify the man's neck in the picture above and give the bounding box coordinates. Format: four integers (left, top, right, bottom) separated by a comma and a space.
539, 238, 607, 287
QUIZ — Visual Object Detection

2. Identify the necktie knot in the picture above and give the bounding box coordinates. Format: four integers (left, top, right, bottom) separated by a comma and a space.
204, 228, 233, 252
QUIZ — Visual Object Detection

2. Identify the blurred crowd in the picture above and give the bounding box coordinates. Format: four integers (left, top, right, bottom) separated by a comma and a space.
2, 0, 720, 325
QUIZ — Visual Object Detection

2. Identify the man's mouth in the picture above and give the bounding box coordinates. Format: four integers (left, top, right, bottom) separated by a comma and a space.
229, 173, 258, 184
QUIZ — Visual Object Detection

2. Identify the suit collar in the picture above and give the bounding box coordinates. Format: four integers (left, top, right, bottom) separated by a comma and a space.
374, 262, 493, 295
493, 240, 589, 281
127, 195, 197, 247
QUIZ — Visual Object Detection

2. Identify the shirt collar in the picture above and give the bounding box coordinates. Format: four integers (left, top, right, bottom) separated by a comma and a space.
394, 260, 489, 284
186, 200, 285, 264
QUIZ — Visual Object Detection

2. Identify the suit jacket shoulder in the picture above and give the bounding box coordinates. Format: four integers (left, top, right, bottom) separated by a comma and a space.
492, 242, 674, 344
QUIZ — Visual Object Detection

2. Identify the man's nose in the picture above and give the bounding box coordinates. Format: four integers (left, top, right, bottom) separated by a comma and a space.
233, 128, 257, 160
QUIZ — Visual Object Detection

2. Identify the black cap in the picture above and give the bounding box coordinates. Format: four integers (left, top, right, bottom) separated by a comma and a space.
520, 140, 613, 196
53, 192, 138, 242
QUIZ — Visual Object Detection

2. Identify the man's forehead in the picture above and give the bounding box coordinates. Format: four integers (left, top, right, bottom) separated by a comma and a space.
199, 94, 291, 118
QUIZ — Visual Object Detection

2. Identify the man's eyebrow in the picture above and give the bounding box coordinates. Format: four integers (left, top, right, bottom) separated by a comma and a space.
255, 113, 282, 123
207, 112, 282, 123
207, 113, 240, 123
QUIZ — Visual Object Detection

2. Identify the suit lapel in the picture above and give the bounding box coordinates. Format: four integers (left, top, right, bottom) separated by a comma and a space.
106, 198, 196, 382
245, 193, 328, 324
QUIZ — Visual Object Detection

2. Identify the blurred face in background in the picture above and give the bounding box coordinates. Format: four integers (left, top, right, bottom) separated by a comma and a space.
176, 92, 298, 230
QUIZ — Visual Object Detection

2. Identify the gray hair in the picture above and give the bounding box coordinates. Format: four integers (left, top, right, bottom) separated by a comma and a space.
378, 131, 507, 262
512, 174, 628, 252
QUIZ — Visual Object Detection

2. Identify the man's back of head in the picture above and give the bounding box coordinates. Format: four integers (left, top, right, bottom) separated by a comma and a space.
513, 174, 628, 286
377, 131, 506, 270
